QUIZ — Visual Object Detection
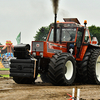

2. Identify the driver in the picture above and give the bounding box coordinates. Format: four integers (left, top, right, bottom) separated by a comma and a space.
70, 34, 75, 41
62, 31, 71, 41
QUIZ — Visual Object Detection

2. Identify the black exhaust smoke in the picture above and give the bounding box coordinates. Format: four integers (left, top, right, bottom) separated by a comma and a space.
51, 0, 59, 14
51, 0, 60, 43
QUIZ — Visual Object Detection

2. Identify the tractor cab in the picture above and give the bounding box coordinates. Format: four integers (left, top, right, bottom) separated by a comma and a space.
46, 18, 91, 61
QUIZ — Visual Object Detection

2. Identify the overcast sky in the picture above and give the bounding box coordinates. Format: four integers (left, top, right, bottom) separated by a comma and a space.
0, 0, 100, 45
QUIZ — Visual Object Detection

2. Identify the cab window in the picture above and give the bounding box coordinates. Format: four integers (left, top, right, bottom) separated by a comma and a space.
76, 27, 84, 48
48, 28, 76, 42
48, 29, 60, 41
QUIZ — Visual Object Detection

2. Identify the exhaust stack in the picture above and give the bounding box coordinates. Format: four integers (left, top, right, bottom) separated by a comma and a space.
54, 14, 57, 43
51, 0, 59, 43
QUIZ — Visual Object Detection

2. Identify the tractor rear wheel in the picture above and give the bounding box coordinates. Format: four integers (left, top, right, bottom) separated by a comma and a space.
88, 49, 100, 84
13, 77, 35, 84
76, 49, 91, 83
55, 53, 76, 85
47, 55, 58, 85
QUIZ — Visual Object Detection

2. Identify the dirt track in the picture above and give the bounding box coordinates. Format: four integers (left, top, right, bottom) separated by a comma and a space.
0, 78, 100, 100
0, 71, 10, 75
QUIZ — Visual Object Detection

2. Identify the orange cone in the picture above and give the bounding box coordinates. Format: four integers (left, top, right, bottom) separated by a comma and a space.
67, 93, 72, 100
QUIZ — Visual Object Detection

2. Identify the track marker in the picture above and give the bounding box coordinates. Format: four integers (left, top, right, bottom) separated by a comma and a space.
67, 87, 80, 100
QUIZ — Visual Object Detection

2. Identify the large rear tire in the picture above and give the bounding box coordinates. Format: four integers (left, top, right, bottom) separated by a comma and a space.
13, 77, 35, 84
76, 49, 91, 83
55, 53, 76, 85
88, 49, 100, 84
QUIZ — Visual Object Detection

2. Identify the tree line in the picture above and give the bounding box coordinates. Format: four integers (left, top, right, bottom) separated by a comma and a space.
88, 25, 100, 44
34, 25, 100, 44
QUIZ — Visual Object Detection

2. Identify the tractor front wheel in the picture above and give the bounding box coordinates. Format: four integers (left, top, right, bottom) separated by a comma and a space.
55, 53, 76, 85
47, 55, 58, 85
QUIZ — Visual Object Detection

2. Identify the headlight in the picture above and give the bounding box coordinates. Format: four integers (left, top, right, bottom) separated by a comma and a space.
32, 52, 36, 56
40, 52, 43, 57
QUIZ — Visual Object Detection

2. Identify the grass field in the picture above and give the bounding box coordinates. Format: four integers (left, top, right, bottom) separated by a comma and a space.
0, 75, 10, 78
0, 68, 10, 71
0, 74, 40, 78
0, 68, 10, 78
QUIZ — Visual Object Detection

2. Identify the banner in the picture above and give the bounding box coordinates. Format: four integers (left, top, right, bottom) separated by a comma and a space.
16, 32, 21, 44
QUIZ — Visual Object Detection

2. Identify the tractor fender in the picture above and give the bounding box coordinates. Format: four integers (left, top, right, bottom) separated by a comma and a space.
88, 44, 100, 48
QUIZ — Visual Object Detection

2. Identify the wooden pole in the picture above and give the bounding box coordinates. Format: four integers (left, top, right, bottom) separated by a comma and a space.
74, 87, 77, 99
34, 59, 37, 78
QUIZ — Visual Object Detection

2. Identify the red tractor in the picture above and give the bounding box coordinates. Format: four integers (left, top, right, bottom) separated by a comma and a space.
10, 18, 100, 85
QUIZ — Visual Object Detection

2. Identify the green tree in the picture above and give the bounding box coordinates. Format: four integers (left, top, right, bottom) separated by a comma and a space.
0, 43, 2, 45
0, 43, 3, 50
88, 25, 100, 44
34, 25, 50, 41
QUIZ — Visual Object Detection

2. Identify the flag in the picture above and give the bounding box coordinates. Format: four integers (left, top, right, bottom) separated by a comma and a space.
16, 32, 21, 44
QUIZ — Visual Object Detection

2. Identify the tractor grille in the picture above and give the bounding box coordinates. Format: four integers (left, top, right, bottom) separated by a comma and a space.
32, 42, 43, 51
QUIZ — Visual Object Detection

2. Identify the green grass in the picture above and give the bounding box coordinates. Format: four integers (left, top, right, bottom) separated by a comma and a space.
0, 74, 40, 78
0, 75, 10, 78
0, 70, 40, 78
0, 68, 10, 71
0, 68, 10, 78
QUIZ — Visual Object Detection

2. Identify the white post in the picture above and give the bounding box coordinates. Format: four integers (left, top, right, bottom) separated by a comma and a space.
72, 88, 75, 100
77, 89, 80, 100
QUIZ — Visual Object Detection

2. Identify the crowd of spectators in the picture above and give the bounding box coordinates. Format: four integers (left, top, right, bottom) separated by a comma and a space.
0, 52, 14, 63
